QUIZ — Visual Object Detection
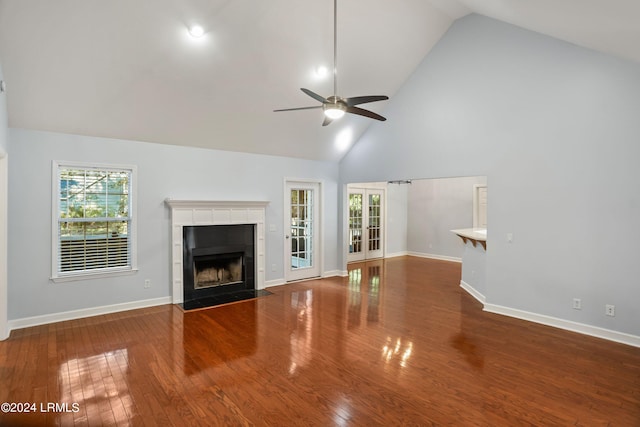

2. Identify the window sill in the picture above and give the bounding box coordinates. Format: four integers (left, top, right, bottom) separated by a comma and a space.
51, 268, 139, 283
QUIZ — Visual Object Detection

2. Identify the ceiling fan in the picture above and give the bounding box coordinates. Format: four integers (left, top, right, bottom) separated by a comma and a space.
274, 0, 389, 126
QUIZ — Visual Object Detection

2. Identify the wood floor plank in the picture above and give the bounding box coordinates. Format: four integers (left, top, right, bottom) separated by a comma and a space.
0, 256, 638, 426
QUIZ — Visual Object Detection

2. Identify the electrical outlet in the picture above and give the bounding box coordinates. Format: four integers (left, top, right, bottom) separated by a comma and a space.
572, 298, 581, 310
605, 304, 615, 317
144, 279, 151, 289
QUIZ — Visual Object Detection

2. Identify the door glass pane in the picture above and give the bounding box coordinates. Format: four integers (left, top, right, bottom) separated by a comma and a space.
291, 189, 313, 269
368, 194, 381, 251
349, 193, 363, 254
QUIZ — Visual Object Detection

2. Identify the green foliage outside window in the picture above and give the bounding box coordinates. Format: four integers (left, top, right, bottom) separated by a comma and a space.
59, 169, 130, 238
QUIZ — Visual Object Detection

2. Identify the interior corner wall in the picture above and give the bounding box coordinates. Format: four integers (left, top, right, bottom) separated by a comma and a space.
339, 14, 640, 337
7, 129, 339, 322
407, 176, 486, 259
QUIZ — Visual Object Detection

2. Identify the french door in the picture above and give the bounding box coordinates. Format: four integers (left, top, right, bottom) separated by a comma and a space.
347, 188, 384, 263
285, 181, 321, 281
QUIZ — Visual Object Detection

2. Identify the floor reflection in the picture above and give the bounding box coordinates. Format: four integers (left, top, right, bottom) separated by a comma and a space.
181, 301, 258, 374
289, 289, 313, 375
347, 268, 362, 329
381, 337, 413, 368
59, 349, 133, 426
347, 262, 382, 330
450, 292, 485, 371
450, 332, 484, 370
332, 394, 353, 427
348, 261, 415, 373
367, 265, 380, 324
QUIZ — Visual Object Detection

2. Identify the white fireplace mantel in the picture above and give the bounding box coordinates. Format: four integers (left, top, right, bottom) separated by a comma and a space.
165, 199, 269, 304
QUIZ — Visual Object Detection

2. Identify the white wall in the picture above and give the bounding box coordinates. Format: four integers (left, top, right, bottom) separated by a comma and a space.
8, 129, 339, 322
407, 176, 486, 260
0, 63, 8, 339
340, 15, 640, 338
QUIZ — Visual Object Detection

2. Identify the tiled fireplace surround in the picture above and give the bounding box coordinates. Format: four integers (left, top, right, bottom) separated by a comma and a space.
165, 200, 268, 304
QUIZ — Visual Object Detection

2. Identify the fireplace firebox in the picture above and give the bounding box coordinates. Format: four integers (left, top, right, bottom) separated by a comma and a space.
193, 252, 244, 289
183, 224, 256, 307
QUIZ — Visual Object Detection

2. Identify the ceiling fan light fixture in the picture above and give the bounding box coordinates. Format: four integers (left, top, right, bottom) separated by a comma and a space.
323, 103, 346, 119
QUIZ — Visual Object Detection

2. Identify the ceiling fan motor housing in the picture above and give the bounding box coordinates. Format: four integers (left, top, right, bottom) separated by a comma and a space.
323, 96, 347, 119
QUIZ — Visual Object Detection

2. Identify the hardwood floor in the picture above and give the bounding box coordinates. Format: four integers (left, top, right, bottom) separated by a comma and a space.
1, 256, 639, 426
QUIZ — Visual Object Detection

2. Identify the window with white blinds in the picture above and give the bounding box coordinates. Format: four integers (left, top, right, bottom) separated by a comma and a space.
52, 162, 137, 281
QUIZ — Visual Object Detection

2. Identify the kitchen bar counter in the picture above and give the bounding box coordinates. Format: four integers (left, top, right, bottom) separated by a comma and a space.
451, 228, 486, 250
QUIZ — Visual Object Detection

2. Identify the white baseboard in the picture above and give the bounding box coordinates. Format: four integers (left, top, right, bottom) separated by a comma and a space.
322, 270, 344, 278
265, 270, 346, 289
460, 280, 640, 347
264, 278, 286, 288
458, 281, 640, 348
460, 280, 486, 304
407, 252, 461, 263
7, 296, 172, 333
483, 303, 640, 349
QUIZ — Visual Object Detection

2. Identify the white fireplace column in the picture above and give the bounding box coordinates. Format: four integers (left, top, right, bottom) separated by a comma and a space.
165, 199, 269, 304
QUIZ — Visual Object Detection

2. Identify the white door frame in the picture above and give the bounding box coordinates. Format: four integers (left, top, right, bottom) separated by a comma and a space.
473, 184, 487, 228
284, 179, 323, 282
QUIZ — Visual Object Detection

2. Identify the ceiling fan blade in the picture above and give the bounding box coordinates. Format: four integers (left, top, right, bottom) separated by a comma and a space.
322, 116, 333, 126
346, 106, 387, 121
273, 106, 322, 112
301, 88, 327, 103
344, 95, 389, 107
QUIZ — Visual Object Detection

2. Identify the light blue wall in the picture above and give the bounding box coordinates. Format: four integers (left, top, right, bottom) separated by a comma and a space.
340, 15, 640, 336
385, 183, 408, 257
8, 129, 339, 320
0, 63, 6, 153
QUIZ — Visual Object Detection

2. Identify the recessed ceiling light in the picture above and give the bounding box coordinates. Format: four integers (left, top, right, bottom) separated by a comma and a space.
315, 66, 329, 78
188, 25, 205, 39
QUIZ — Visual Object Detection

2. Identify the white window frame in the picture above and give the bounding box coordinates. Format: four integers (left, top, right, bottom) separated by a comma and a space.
51, 161, 138, 282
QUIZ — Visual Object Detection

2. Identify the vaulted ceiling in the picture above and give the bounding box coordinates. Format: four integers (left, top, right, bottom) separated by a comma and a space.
1, 0, 639, 162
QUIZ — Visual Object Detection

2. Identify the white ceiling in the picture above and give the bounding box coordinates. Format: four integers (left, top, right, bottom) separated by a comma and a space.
1, 0, 639, 162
